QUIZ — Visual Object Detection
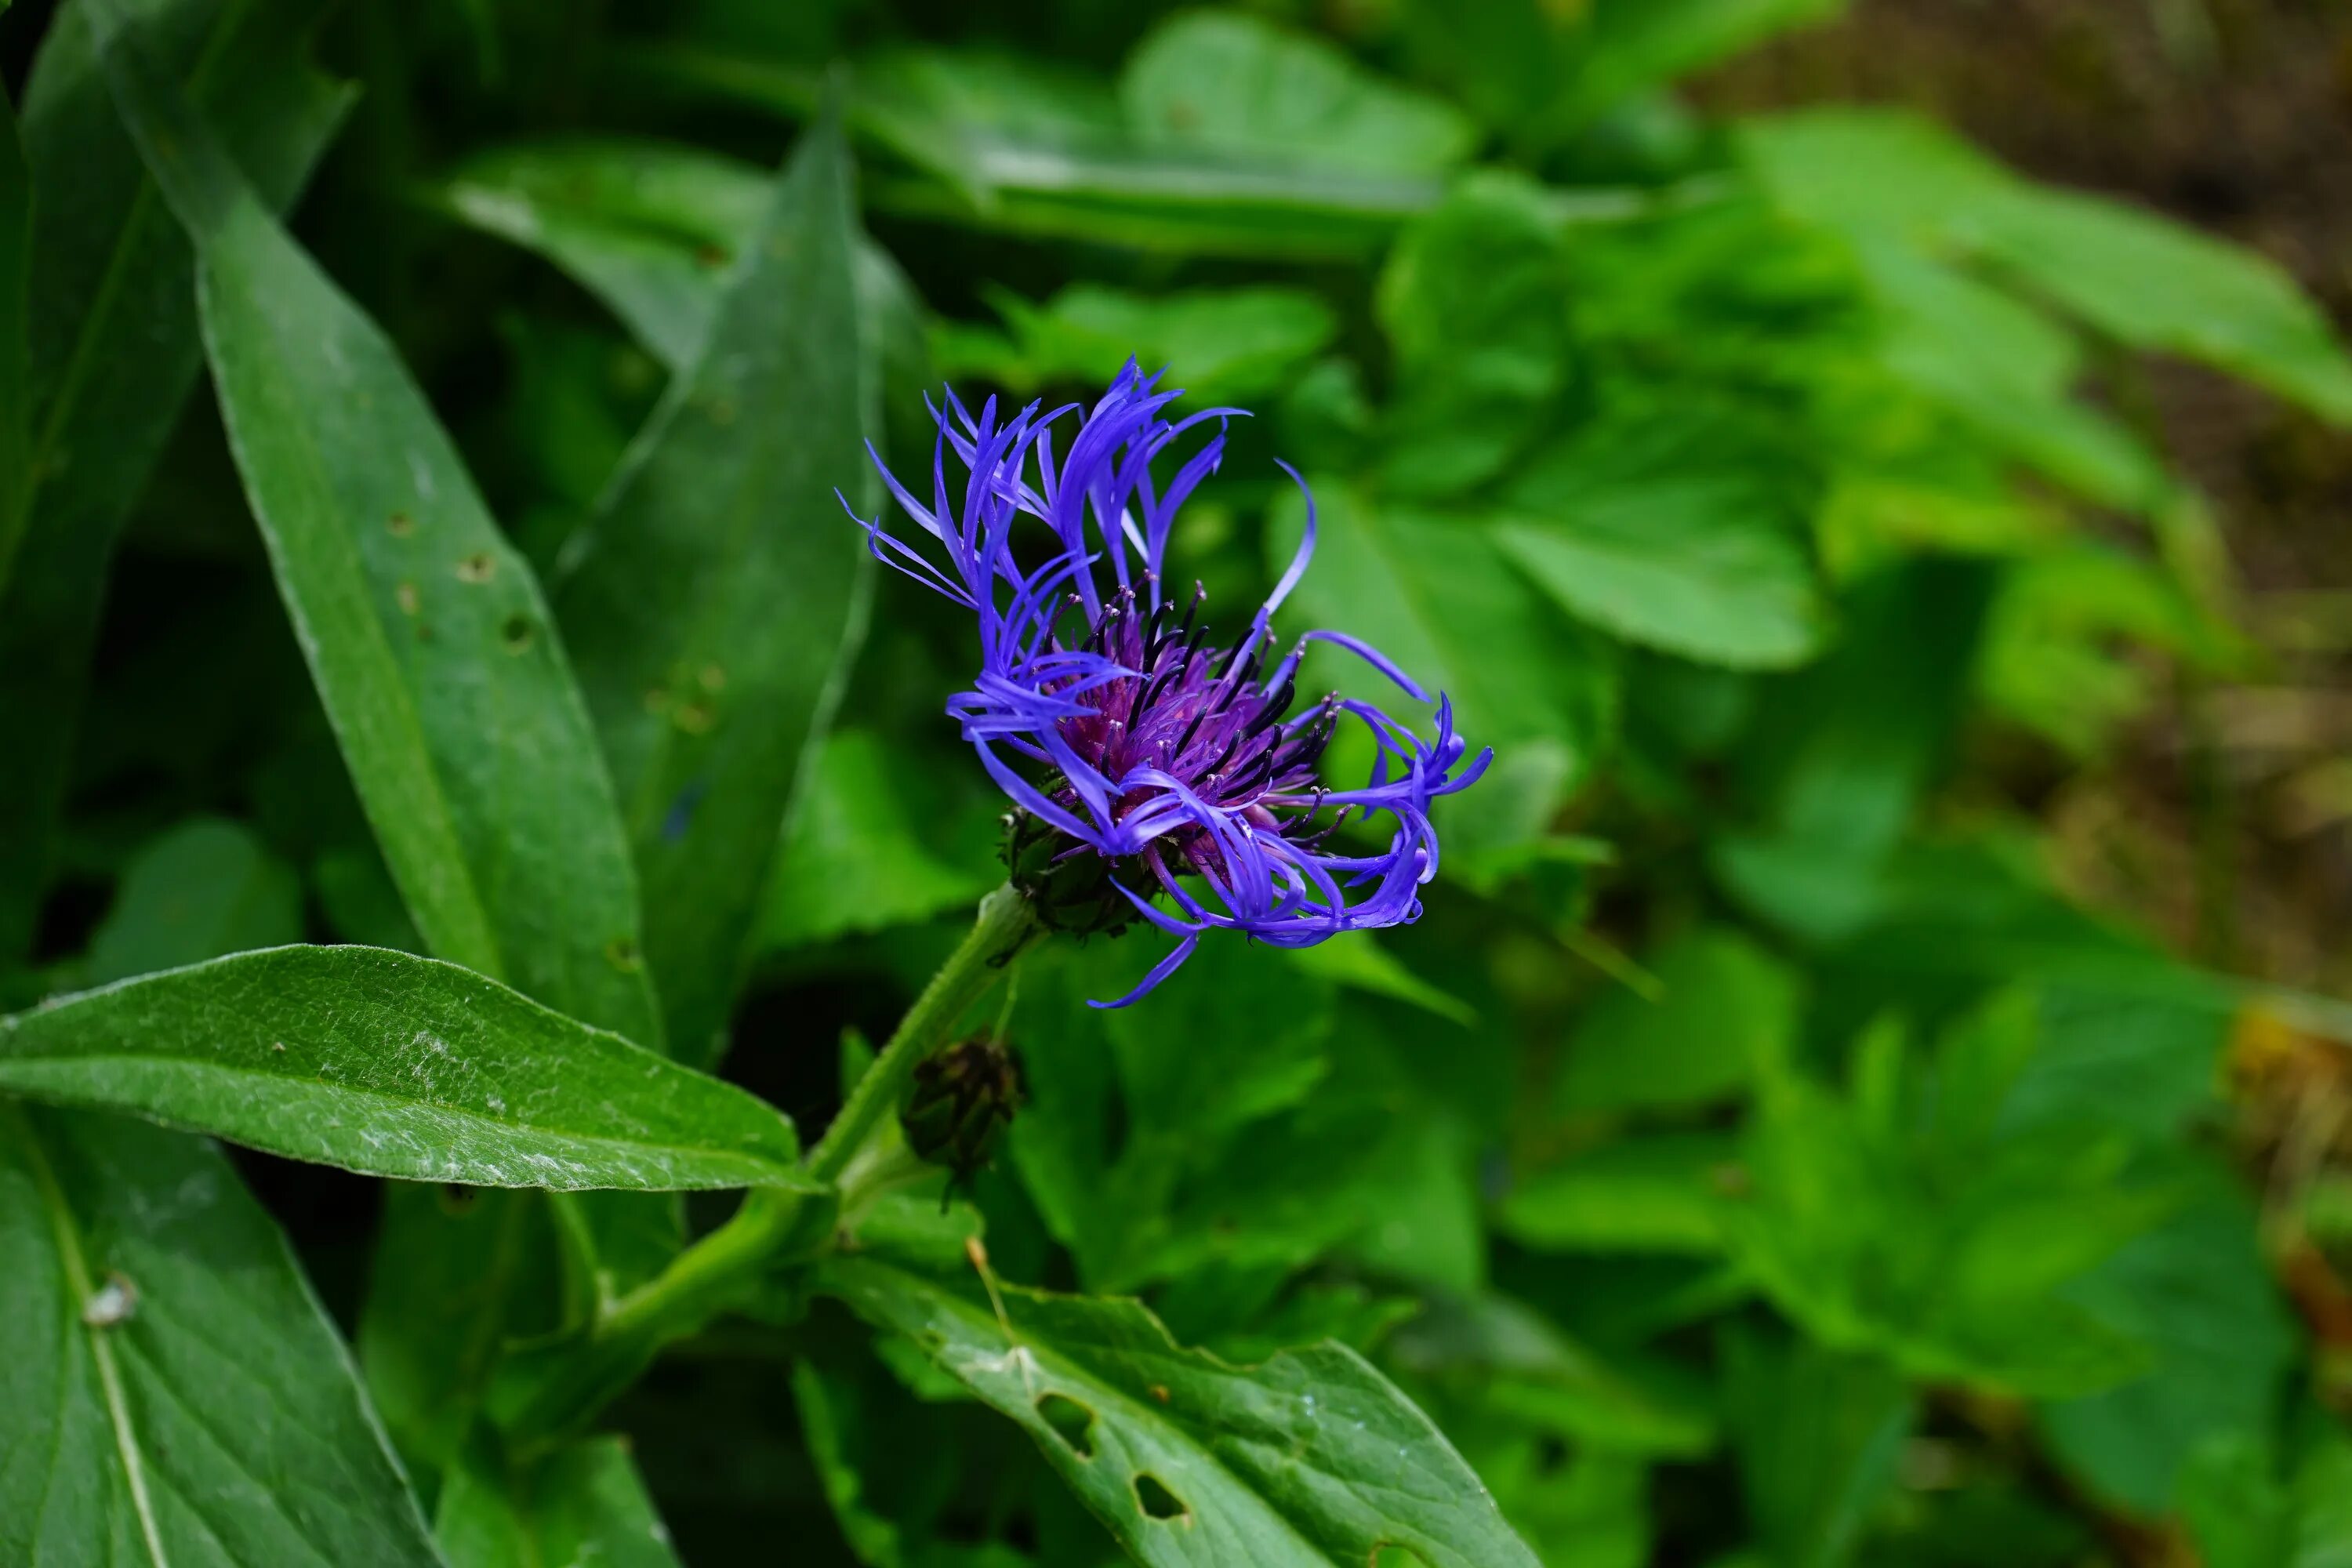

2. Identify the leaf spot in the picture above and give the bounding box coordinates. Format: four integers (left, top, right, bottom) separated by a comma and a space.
1036, 1392, 1096, 1460
395, 582, 420, 616
500, 612, 535, 653
82, 1272, 138, 1328
455, 552, 496, 584
387, 511, 416, 536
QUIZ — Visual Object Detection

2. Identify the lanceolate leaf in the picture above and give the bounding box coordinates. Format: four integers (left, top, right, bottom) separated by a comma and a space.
435, 138, 931, 453
0, 1102, 443, 1567
556, 117, 871, 1067
822, 1257, 1543, 1568
87, 0, 664, 1052
438, 137, 764, 372
0, 0, 350, 960
0, 946, 811, 1191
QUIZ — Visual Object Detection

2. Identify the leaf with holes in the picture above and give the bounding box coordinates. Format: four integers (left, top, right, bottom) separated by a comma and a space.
555, 114, 872, 1067
0, 0, 349, 961
822, 1257, 1542, 1568
0, 1102, 441, 1566
0, 945, 811, 1191
86, 0, 663, 1053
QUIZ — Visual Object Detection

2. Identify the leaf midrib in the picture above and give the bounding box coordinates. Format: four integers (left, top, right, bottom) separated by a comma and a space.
4, 1102, 169, 1568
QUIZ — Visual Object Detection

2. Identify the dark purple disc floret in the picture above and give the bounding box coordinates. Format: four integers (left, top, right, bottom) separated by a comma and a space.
841, 364, 1490, 1007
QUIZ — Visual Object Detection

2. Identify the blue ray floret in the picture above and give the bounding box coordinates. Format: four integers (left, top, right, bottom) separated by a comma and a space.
842, 365, 1491, 1007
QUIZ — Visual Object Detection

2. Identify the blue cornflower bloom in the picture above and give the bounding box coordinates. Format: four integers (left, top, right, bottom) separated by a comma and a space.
844, 364, 1490, 1007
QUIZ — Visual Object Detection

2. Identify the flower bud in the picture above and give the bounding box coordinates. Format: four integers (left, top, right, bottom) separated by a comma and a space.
900, 1037, 1024, 1181
1003, 810, 1133, 938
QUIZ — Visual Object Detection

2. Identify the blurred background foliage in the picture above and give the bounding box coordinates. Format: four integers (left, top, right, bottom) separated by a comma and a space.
7, 0, 2352, 1563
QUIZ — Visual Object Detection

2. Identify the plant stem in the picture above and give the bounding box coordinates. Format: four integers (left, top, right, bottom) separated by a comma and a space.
596, 1184, 815, 1345
503, 883, 1044, 1444
804, 880, 1042, 1185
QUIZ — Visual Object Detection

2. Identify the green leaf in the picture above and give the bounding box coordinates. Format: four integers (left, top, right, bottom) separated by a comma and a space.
438, 138, 928, 416
1008, 942, 1485, 1297
790, 1356, 1050, 1568
1270, 481, 1617, 804
1120, 12, 1475, 177
758, 730, 1002, 953
1282, 933, 1476, 1029
358, 1185, 564, 1473
1711, 558, 1994, 942
1493, 408, 1829, 670
1385, 1290, 1718, 1457
637, 45, 1642, 263
1552, 927, 1799, 1114
1722, 1323, 1911, 1568
1374, 172, 1573, 495
2038, 1163, 2296, 1515
1856, 241, 2168, 514
0, 1101, 441, 1566
0, 0, 350, 960
85, 816, 303, 985
1729, 994, 2176, 1396
0, 945, 811, 1191
439, 137, 762, 373
1500, 1131, 1740, 1255
88, 2, 663, 1051
1473, 1442, 1649, 1568
436, 1436, 682, 1568
0, 84, 28, 593
822, 1256, 1543, 1568
1743, 110, 2352, 423
1564, 0, 1849, 129
555, 115, 871, 1067
941, 282, 1337, 402
1979, 540, 2227, 757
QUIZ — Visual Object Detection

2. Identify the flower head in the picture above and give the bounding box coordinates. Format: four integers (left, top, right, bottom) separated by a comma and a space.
844, 364, 1490, 1007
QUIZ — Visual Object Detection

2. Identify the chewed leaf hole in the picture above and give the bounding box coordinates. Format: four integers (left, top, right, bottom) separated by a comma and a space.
1370, 1545, 1433, 1568
1133, 1473, 1188, 1523
1036, 1393, 1096, 1459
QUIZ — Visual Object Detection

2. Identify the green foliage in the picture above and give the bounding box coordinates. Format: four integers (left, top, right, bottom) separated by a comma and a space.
0, 1102, 441, 1566
0, 946, 810, 1189
557, 116, 870, 1066
5, 0, 2350, 1562
824, 1256, 1540, 1568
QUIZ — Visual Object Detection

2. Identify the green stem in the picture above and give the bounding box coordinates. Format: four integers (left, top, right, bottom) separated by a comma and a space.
498, 883, 1043, 1444
805, 880, 1042, 1185
597, 1185, 814, 1344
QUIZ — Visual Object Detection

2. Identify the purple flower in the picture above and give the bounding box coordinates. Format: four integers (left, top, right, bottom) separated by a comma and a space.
844, 365, 1490, 1007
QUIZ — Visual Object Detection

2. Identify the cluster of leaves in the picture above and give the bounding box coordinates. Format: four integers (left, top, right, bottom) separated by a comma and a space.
4, 0, 2352, 1564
